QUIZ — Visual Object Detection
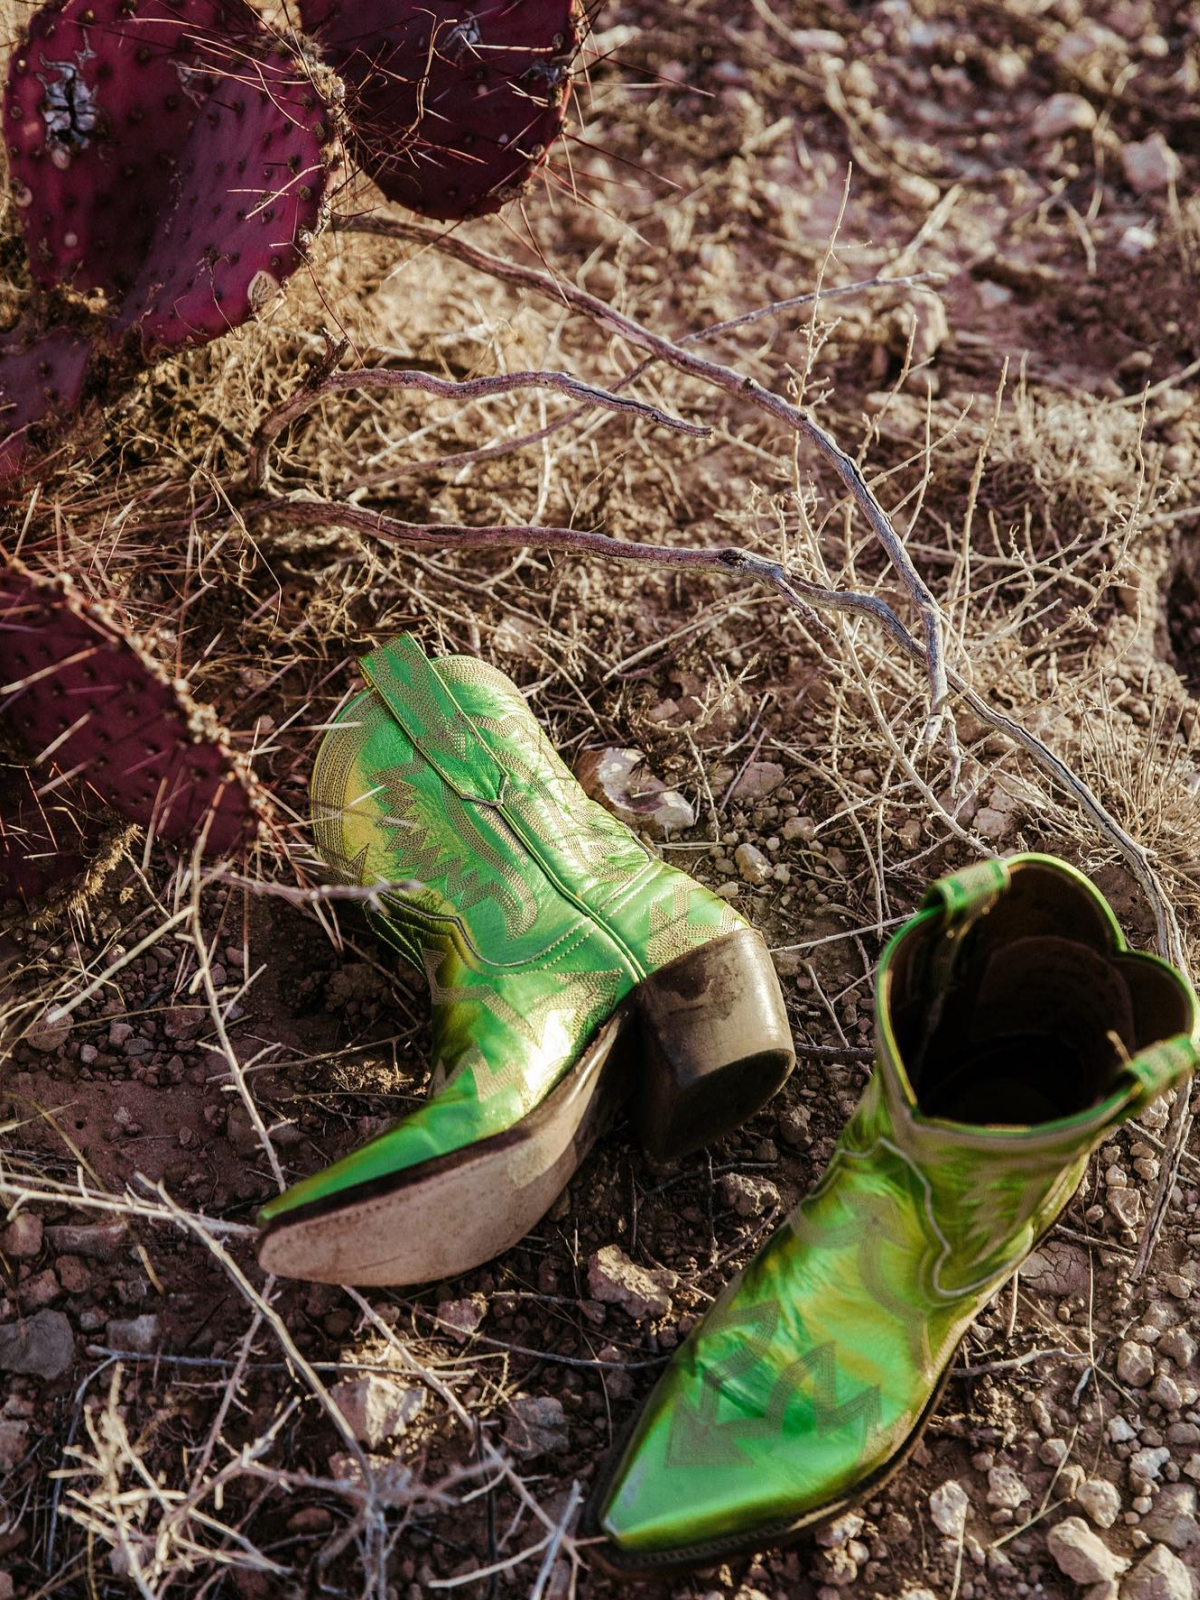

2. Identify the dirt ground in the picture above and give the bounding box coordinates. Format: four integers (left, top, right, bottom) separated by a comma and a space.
3, 0, 1200, 1596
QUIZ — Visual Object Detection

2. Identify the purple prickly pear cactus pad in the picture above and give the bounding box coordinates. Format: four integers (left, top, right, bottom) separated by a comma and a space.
0, 762, 101, 908
0, 563, 266, 854
6, 0, 259, 296
0, 324, 93, 477
115, 50, 333, 350
301, 0, 580, 220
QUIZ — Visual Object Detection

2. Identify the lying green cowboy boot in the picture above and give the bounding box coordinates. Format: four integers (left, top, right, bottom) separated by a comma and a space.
257, 635, 794, 1285
588, 853, 1198, 1576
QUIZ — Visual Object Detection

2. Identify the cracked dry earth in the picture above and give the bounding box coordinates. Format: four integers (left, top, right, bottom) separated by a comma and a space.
4, 0, 1200, 1597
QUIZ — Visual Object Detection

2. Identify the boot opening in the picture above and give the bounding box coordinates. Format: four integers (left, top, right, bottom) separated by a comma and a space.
890, 861, 1193, 1126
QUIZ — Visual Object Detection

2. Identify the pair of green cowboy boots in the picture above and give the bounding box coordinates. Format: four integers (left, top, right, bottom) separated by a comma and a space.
257, 636, 1199, 1577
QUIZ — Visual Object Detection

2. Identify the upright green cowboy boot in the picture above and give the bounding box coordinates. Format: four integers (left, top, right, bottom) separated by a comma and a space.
589, 853, 1198, 1576
257, 635, 794, 1285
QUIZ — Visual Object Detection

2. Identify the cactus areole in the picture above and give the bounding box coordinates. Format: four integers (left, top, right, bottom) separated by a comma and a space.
0, 562, 265, 853
301, 0, 580, 219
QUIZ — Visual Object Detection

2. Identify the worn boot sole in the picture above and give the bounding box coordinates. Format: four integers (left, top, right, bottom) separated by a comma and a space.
257, 928, 793, 1285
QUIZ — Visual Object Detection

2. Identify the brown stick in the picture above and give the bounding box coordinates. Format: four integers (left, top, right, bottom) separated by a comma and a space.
333, 213, 955, 760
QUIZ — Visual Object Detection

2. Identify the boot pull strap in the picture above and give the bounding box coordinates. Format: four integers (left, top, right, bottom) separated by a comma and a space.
924, 858, 1011, 923
361, 636, 507, 805
1115, 1035, 1198, 1113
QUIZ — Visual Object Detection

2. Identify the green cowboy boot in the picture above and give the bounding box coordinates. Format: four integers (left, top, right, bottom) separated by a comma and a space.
588, 853, 1198, 1576
257, 635, 794, 1285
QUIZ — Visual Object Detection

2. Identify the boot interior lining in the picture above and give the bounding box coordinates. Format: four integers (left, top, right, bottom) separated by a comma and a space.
890, 863, 1192, 1127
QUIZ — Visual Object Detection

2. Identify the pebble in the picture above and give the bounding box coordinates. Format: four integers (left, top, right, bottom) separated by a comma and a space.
1160, 1329, 1197, 1368
718, 1172, 779, 1218
46, 1221, 125, 1260
729, 761, 785, 800
435, 1296, 486, 1344
778, 1106, 811, 1145
107, 1315, 161, 1353
0, 1417, 28, 1470
26, 1010, 70, 1053
1109, 1187, 1143, 1229
815, 1511, 865, 1548
575, 748, 695, 838
503, 1395, 568, 1459
1046, 1516, 1129, 1584
987, 1466, 1030, 1510
1119, 1341, 1157, 1388
1, 1214, 43, 1259
1022, 1242, 1092, 1298
329, 1375, 425, 1449
1121, 134, 1182, 194
108, 1021, 134, 1048
1121, 1543, 1193, 1599
930, 1479, 970, 1538
1078, 1478, 1123, 1529
782, 816, 816, 842
734, 843, 772, 885
1031, 92, 1097, 140
0, 1309, 74, 1379
587, 1246, 677, 1320
1130, 1446, 1171, 1482
1140, 1484, 1200, 1550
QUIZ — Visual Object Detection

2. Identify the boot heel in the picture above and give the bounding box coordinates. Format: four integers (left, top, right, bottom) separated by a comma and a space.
632, 928, 795, 1161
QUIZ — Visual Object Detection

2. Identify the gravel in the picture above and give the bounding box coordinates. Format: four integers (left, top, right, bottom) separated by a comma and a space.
1046, 1516, 1129, 1585
587, 1245, 677, 1320
0, 1310, 74, 1379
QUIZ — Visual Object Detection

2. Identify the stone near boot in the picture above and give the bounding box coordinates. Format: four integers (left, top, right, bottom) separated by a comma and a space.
435, 1296, 486, 1344
1121, 134, 1182, 195
1150, 1369, 1183, 1409
718, 1173, 779, 1218
1032, 92, 1097, 140
1118, 1340, 1156, 1387
45, 1221, 126, 1260
504, 1395, 568, 1459
575, 748, 695, 839
734, 844, 772, 885
329, 1375, 425, 1449
930, 1479, 970, 1538
1109, 1187, 1143, 1229
1140, 1484, 1200, 1550
1, 1214, 43, 1259
106, 1315, 160, 1353
1160, 1328, 1197, 1368
1120, 1543, 1194, 1600
26, 1009, 70, 1053
1130, 1447, 1171, 1483
729, 761, 785, 801
815, 1510, 865, 1548
1022, 1241, 1092, 1298
0, 1310, 74, 1379
1047, 1516, 1129, 1584
1077, 1478, 1123, 1529
587, 1246, 677, 1320
987, 1466, 1030, 1510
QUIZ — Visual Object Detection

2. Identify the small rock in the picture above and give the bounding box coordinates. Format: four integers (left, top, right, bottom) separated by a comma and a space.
781, 816, 816, 842
1121, 134, 1182, 194
930, 1479, 970, 1538
56, 1256, 90, 1295
1118, 1341, 1156, 1388
1151, 1369, 1183, 1409
1, 1213, 43, 1259
575, 748, 695, 838
21, 1269, 60, 1308
734, 843, 772, 885
108, 1021, 134, 1048
1078, 1478, 1123, 1529
1047, 1516, 1129, 1584
987, 1466, 1030, 1510
1040, 1437, 1070, 1467
729, 761, 785, 801
1160, 1329, 1197, 1369
45, 1221, 125, 1260
1130, 1447, 1171, 1483
778, 1105, 811, 1145
1109, 1187, 1143, 1229
330, 1375, 425, 1449
815, 1511, 865, 1548
1022, 1242, 1092, 1298
26, 1009, 70, 1053
106, 1315, 160, 1353
435, 1296, 486, 1344
504, 1394, 568, 1459
1031, 92, 1097, 140
1121, 1543, 1194, 1600
0, 1309, 74, 1378
587, 1245, 677, 1320
0, 1417, 29, 1469
718, 1172, 779, 1218
1141, 1485, 1200, 1550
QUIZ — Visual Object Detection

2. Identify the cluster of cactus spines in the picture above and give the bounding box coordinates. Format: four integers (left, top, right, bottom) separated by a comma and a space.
0, 560, 268, 857
301, 0, 582, 220
0, 324, 95, 477
1, 0, 337, 475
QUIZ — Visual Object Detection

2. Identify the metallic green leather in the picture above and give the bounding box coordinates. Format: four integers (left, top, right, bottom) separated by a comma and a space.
258, 635, 743, 1228
594, 853, 1198, 1566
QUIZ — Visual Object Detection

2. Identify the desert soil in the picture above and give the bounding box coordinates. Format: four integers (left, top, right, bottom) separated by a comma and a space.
3, 1, 1200, 1598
